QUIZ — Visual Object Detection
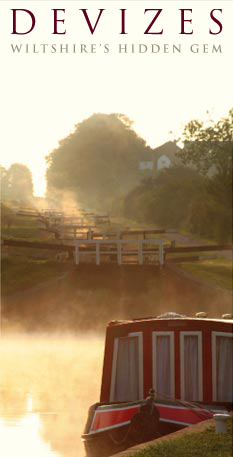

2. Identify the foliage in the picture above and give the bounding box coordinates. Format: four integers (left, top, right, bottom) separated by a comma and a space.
124, 111, 232, 243
124, 167, 205, 229
0, 165, 8, 196
178, 110, 232, 241
186, 197, 232, 242
46, 113, 149, 210
1, 163, 34, 203
178, 108, 233, 181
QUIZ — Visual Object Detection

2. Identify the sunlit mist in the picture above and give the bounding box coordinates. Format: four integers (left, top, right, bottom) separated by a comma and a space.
0, 413, 59, 457
0, 334, 104, 457
1, 2, 233, 196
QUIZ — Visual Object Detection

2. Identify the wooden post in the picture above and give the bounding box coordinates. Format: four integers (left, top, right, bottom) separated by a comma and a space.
117, 241, 122, 265
103, 229, 107, 240
58, 227, 62, 240
96, 242, 100, 265
159, 240, 164, 266
116, 228, 121, 239
138, 241, 143, 265
88, 229, 93, 240
75, 243, 80, 265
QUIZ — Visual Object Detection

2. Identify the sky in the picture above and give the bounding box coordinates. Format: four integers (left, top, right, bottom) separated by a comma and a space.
1, 1, 233, 196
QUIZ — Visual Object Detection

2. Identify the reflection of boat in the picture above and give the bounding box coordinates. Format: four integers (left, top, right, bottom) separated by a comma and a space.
82, 313, 233, 456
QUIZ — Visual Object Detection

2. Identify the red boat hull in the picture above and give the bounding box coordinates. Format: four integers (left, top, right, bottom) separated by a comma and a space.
82, 399, 227, 456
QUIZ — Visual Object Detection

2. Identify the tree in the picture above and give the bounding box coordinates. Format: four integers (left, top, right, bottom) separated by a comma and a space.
124, 161, 232, 241
0, 165, 8, 199
177, 109, 233, 183
176, 110, 232, 241
46, 113, 149, 210
4, 163, 34, 203
124, 167, 205, 229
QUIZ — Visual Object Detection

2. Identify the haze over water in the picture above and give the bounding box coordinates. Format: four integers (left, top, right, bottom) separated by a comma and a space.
0, 333, 104, 457
1, 264, 232, 456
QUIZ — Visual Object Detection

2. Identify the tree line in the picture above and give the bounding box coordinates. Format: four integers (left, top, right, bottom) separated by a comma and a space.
124, 109, 232, 242
46, 110, 232, 242
46, 113, 150, 211
1, 110, 232, 243
1, 163, 34, 204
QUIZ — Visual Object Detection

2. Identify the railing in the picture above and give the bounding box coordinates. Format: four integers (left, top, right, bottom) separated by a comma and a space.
47, 217, 87, 228
74, 239, 165, 266
46, 225, 167, 241
57, 225, 97, 239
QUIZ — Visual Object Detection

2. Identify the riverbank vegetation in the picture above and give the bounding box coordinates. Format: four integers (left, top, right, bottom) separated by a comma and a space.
1, 209, 46, 241
177, 257, 232, 291
124, 109, 232, 243
1, 203, 72, 296
1, 257, 70, 296
127, 419, 233, 457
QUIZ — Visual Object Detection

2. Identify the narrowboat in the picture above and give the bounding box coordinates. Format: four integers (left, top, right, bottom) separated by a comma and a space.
82, 312, 233, 456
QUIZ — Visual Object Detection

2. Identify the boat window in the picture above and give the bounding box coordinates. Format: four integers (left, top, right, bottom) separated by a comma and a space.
212, 332, 233, 402
112, 336, 139, 402
152, 332, 175, 398
180, 332, 203, 401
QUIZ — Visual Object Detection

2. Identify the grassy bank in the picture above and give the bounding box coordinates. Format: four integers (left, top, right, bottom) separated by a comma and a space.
1, 214, 54, 242
121, 218, 232, 291
1, 210, 232, 309
127, 419, 232, 457
1, 257, 71, 296
1, 210, 72, 296
178, 257, 232, 290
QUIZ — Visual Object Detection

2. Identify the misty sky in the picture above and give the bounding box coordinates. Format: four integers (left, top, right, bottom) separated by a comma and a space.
1, 0, 232, 195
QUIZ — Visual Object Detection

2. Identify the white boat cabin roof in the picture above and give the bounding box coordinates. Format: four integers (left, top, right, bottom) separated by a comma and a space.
108, 313, 233, 328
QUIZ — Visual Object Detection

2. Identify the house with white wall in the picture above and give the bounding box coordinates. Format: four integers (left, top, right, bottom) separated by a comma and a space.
139, 141, 181, 174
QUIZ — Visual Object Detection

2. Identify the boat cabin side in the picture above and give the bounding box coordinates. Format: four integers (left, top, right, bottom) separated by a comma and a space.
100, 317, 233, 407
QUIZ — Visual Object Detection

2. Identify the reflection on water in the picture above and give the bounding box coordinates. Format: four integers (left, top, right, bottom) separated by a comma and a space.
0, 411, 59, 457
0, 334, 104, 457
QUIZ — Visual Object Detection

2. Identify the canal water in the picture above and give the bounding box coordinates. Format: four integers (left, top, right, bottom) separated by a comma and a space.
0, 334, 104, 457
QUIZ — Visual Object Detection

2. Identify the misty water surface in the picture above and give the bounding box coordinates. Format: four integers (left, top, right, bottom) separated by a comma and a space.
0, 334, 104, 457
1, 266, 232, 456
